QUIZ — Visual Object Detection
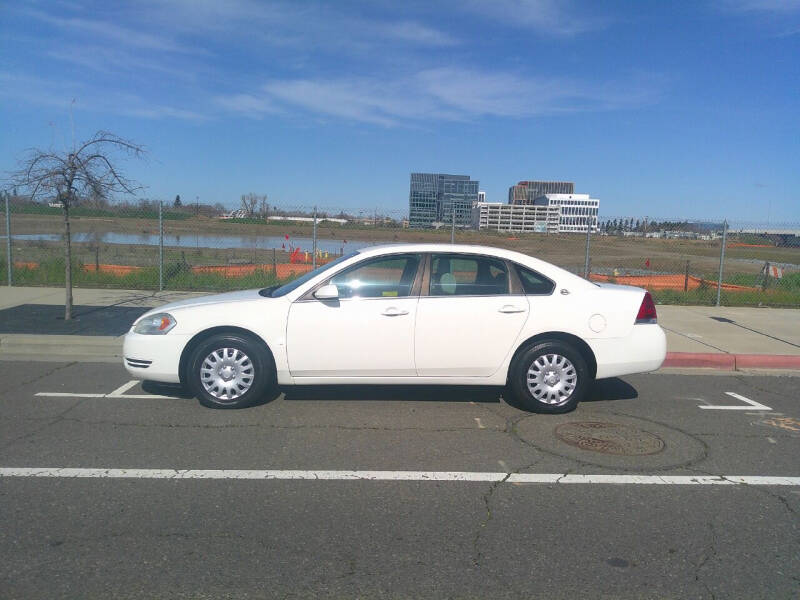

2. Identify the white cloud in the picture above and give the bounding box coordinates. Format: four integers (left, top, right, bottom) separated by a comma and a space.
381, 21, 459, 46
213, 94, 281, 119
217, 68, 663, 125
0, 71, 206, 121
24, 9, 203, 54
460, 0, 608, 36
719, 0, 800, 12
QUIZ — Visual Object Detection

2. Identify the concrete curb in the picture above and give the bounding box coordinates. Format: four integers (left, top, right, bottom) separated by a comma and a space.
2, 335, 799, 371
663, 352, 800, 371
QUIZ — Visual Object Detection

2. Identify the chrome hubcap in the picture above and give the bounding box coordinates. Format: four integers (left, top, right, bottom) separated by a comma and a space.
526, 354, 577, 405
200, 347, 254, 401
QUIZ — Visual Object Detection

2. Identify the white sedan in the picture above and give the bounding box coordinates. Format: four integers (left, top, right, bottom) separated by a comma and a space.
124, 244, 666, 413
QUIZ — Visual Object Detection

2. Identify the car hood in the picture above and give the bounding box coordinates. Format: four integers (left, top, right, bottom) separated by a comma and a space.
143, 289, 267, 316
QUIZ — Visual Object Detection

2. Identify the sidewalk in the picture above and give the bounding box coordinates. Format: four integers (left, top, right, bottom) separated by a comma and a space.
657, 305, 800, 370
1, 286, 799, 370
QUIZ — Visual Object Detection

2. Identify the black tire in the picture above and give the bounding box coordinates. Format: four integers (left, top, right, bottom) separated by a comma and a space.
187, 333, 273, 409
508, 340, 590, 414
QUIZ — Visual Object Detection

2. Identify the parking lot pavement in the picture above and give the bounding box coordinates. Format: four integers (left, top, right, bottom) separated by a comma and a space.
1, 363, 798, 598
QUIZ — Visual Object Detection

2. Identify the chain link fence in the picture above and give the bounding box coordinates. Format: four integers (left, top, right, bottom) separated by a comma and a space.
2, 193, 798, 307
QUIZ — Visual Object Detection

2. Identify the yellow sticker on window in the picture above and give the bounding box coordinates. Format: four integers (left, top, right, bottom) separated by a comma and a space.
382, 290, 399, 297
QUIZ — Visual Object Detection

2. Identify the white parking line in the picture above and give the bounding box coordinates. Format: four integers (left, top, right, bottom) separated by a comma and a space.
1, 468, 798, 486
698, 392, 772, 411
35, 380, 179, 400
107, 380, 139, 397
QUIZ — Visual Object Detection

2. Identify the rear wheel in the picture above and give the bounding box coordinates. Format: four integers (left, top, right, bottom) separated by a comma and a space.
509, 340, 589, 413
188, 333, 272, 409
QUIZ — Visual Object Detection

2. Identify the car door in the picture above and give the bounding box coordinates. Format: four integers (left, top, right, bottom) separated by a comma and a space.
286, 253, 422, 377
414, 253, 529, 377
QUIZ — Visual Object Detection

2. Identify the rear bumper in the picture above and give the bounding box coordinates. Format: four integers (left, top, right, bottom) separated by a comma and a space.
122, 332, 188, 383
589, 324, 667, 379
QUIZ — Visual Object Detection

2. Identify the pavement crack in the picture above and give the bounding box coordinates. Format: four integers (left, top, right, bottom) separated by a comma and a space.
693, 519, 718, 600
11, 361, 78, 389
53, 417, 499, 433
0, 398, 85, 451
472, 459, 542, 569
686, 466, 797, 518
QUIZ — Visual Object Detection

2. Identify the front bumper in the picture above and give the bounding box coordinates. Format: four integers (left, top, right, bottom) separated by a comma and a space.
122, 331, 190, 383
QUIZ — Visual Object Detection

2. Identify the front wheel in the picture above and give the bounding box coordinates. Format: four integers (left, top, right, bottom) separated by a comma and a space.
508, 341, 590, 413
187, 333, 273, 409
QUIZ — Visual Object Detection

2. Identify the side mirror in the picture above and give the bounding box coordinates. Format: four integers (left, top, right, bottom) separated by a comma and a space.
314, 284, 339, 300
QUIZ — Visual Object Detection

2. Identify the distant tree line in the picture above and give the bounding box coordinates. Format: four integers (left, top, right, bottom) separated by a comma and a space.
599, 219, 722, 234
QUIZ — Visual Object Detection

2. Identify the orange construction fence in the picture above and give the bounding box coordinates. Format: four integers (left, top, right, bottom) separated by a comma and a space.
14, 260, 763, 293
589, 273, 758, 292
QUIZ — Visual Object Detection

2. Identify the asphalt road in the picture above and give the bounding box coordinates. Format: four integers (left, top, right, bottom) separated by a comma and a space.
1, 363, 798, 599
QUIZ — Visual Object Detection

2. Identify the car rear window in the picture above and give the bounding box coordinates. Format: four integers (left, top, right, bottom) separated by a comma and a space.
516, 265, 555, 295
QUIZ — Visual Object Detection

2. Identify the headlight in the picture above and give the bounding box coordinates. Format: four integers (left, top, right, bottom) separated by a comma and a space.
133, 313, 177, 335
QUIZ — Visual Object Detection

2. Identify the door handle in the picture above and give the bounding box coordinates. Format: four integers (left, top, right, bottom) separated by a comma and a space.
381, 307, 409, 317
498, 305, 526, 314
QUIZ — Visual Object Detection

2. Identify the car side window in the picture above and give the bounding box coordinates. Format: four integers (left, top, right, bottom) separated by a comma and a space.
516, 265, 555, 295
429, 254, 509, 296
328, 254, 421, 299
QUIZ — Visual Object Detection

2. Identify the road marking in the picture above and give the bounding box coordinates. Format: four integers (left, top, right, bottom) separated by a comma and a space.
474, 417, 485, 429
1, 468, 798, 486
699, 392, 772, 411
33, 392, 107, 398
107, 380, 139, 397
36, 380, 179, 400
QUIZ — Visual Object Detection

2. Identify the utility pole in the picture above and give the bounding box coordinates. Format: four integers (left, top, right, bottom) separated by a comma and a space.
451, 206, 455, 244
158, 200, 164, 291
312, 205, 318, 269
583, 215, 591, 278
5, 191, 11, 286
715, 220, 728, 307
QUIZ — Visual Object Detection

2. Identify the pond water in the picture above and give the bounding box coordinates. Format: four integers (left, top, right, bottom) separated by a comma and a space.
1, 232, 378, 253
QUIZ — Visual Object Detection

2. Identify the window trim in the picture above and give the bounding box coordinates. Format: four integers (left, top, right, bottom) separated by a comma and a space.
423, 252, 515, 298
297, 252, 425, 302
510, 262, 556, 297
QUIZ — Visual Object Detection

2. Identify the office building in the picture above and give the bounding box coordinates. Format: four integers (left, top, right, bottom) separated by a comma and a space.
472, 202, 559, 233
538, 193, 599, 233
473, 193, 599, 233
409, 173, 479, 228
508, 181, 575, 204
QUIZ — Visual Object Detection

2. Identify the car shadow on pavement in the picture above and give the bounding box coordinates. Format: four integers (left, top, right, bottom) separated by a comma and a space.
584, 378, 638, 403
141, 380, 195, 399
140, 378, 637, 409
141, 380, 283, 408
283, 384, 505, 404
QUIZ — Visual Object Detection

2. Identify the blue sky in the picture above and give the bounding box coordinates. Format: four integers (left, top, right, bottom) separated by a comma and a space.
1, 0, 798, 221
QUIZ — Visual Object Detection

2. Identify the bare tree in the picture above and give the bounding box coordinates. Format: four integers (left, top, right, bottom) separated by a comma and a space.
240, 193, 259, 218
12, 130, 145, 319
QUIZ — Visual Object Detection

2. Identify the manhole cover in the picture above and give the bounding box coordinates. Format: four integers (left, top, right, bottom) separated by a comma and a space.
555, 422, 665, 455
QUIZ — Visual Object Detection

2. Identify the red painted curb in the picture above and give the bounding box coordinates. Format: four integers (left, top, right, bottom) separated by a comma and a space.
663, 352, 800, 370
734, 354, 800, 369
663, 353, 735, 370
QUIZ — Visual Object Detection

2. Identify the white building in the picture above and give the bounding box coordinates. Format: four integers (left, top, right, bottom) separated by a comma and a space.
478, 191, 486, 203
472, 202, 558, 233
472, 193, 599, 233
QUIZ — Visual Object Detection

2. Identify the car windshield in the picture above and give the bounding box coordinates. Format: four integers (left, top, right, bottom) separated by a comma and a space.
265, 252, 358, 297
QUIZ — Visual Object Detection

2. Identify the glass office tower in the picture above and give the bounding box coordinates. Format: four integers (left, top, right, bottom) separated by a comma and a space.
409, 173, 479, 228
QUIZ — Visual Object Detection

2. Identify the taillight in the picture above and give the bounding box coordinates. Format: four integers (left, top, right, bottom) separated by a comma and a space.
635, 292, 657, 324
